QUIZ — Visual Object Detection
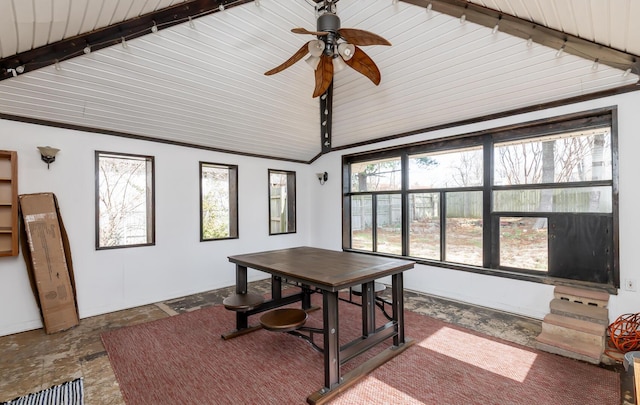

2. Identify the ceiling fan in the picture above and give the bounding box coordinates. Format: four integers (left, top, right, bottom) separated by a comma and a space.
264, 0, 391, 98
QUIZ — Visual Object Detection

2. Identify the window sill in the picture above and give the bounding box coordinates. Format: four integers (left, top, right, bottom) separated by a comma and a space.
342, 249, 617, 295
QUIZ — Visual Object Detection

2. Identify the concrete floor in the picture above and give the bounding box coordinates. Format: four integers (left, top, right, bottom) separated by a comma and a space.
0, 280, 630, 404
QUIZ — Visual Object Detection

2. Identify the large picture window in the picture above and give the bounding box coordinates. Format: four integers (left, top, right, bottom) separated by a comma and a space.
200, 162, 238, 241
96, 151, 155, 249
343, 109, 618, 289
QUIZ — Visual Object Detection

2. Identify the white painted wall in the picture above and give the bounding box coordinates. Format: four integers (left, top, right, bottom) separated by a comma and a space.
0, 120, 311, 336
310, 91, 640, 321
1, 91, 638, 337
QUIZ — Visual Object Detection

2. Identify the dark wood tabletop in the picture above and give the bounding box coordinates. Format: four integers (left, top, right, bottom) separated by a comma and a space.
228, 246, 415, 291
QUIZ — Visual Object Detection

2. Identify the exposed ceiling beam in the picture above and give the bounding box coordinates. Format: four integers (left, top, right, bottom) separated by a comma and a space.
0, 0, 255, 81
320, 84, 333, 154
3, 0, 638, 82
401, 0, 639, 77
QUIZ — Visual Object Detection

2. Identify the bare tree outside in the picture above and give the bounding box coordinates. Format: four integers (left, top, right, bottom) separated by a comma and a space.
494, 128, 612, 271
350, 158, 402, 252
97, 153, 154, 248
351, 158, 402, 192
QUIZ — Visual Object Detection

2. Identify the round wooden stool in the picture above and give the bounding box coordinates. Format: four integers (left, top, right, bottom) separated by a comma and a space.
260, 308, 308, 332
222, 292, 264, 312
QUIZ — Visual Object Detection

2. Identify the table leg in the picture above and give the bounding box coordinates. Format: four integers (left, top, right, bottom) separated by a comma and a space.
323, 291, 340, 390
271, 275, 282, 300
391, 272, 405, 346
302, 284, 312, 310
361, 281, 376, 337
235, 265, 249, 330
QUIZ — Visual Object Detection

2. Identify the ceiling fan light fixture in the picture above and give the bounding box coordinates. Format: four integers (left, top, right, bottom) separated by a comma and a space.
338, 43, 355, 61
332, 55, 347, 72
308, 40, 325, 57
264, 0, 391, 97
305, 55, 321, 70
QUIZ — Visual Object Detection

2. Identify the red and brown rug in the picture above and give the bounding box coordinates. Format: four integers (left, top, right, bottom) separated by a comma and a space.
102, 295, 619, 404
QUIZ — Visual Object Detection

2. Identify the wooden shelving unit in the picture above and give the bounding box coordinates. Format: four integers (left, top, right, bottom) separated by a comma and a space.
0, 150, 18, 257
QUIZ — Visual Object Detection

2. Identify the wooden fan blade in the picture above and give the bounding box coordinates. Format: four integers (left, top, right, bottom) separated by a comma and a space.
292, 28, 329, 36
338, 28, 391, 46
313, 55, 334, 98
344, 47, 381, 85
264, 42, 310, 76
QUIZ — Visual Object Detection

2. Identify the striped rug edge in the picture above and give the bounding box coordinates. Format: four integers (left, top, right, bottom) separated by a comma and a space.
1, 378, 83, 405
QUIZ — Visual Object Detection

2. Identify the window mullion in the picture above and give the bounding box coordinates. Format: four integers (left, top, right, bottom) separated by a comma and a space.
483, 135, 493, 268
440, 191, 446, 261
372, 194, 378, 252
401, 153, 409, 257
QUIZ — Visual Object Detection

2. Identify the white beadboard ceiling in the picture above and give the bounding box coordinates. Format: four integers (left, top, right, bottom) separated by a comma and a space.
0, 0, 638, 162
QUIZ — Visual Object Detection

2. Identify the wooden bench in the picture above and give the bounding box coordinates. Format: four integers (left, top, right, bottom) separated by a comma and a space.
260, 308, 308, 332
222, 292, 264, 312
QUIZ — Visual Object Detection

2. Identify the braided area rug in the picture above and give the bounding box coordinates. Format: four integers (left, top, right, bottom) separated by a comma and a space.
102, 296, 618, 405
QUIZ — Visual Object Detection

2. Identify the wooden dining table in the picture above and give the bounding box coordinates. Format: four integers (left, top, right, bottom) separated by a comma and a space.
225, 246, 415, 404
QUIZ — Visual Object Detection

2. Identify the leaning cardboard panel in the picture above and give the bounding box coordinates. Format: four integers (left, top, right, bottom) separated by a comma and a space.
19, 192, 79, 334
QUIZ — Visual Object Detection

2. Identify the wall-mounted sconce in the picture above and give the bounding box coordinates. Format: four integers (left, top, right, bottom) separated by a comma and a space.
316, 172, 328, 185
37, 146, 60, 169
